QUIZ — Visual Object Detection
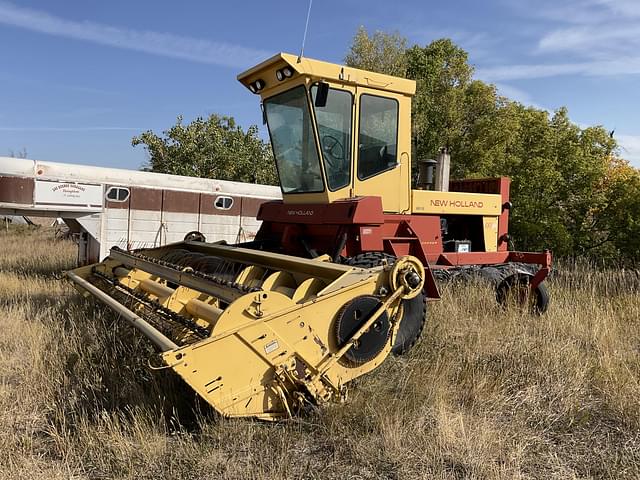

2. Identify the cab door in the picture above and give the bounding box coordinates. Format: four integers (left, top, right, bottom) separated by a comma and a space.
309, 82, 356, 203
352, 88, 411, 213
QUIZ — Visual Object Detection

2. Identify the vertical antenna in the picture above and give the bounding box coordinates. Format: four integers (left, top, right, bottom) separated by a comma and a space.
298, 0, 313, 63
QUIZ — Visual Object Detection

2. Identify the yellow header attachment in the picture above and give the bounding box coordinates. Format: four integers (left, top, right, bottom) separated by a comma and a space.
67, 241, 426, 420
237, 52, 416, 97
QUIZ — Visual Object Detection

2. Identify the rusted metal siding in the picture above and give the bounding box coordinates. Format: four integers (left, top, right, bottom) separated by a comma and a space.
240, 196, 263, 218
104, 185, 131, 250
0, 176, 34, 204
238, 196, 265, 242
162, 190, 200, 244
162, 190, 200, 214
99, 185, 273, 250
130, 187, 162, 211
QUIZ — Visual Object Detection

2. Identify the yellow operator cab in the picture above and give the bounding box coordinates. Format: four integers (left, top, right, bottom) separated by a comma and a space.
238, 52, 416, 213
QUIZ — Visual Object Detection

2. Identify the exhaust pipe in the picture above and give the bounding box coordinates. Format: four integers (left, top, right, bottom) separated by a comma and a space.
434, 147, 450, 192
416, 159, 437, 190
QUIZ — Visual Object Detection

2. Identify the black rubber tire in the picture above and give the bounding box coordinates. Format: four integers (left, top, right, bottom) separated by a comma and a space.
496, 273, 550, 315
184, 230, 206, 242
345, 252, 396, 269
477, 266, 503, 284
391, 293, 426, 355
346, 252, 426, 355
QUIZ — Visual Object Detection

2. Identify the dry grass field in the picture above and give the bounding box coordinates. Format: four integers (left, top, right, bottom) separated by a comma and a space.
1, 226, 639, 479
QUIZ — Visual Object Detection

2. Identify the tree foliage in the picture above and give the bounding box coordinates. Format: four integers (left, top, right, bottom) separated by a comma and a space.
344, 27, 407, 77
346, 28, 640, 263
599, 161, 640, 260
132, 114, 277, 185
406, 39, 475, 160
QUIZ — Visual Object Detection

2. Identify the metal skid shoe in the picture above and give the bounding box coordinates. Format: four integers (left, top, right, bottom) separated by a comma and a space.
67, 241, 425, 420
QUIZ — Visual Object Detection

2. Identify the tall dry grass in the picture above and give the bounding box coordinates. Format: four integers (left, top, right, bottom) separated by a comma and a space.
1, 226, 639, 479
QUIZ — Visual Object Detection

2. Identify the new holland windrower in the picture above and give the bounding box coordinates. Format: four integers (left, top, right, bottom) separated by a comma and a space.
68, 52, 552, 420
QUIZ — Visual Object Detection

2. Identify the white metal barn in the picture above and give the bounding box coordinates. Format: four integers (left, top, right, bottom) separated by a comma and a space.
0, 157, 281, 264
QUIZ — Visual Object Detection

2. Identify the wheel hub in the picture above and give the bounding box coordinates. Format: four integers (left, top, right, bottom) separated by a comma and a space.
334, 295, 390, 365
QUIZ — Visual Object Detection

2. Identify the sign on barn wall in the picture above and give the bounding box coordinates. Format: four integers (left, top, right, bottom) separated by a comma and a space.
34, 180, 102, 208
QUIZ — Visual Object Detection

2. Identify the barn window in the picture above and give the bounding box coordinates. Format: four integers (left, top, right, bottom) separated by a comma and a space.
214, 196, 234, 210
106, 187, 130, 202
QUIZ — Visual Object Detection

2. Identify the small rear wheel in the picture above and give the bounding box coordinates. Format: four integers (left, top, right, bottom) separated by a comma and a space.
496, 273, 550, 315
346, 252, 426, 355
184, 231, 206, 242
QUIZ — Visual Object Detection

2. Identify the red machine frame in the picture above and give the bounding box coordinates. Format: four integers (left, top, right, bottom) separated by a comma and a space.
254, 177, 552, 299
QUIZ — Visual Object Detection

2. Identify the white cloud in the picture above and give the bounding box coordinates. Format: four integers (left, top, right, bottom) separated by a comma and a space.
56, 107, 114, 119
0, 2, 269, 68
477, 63, 585, 81
593, 0, 640, 18
477, 58, 640, 81
538, 26, 640, 59
482, 0, 640, 81
493, 83, 544, 109
506, 0, 634, 26
409, 28, 492, 52
617, 134, 640, 167
535, 3, 640, 61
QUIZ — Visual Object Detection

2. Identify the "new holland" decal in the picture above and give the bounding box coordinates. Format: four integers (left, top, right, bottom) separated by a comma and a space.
430, 199, 484, 208
287, 210, 315, 216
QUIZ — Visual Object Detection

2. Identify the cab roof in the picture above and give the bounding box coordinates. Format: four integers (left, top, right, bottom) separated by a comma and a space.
237, 52, 416, 96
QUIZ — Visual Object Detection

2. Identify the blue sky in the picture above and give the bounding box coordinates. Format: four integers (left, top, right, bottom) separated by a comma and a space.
0, 0, 638, 169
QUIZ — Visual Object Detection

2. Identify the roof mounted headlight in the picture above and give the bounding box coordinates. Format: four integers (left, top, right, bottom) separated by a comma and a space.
276, 67, 294, 81
248, 79, 265, 93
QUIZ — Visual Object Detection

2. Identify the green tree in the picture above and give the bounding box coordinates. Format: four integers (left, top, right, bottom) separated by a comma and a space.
484, 106, 616, 257
345, 27, 639, 262
132, 114, 277, 185
405, 39, 475, 162
344, 27, 407, 77
599, 160, 640, 263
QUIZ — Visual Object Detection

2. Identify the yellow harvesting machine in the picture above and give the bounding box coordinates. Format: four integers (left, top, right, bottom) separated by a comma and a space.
68, 52, 551, 420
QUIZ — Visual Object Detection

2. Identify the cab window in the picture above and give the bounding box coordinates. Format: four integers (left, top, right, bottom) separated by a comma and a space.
311, 84, 352, 190
357, 95, 399, 180
264, 86, 324, 194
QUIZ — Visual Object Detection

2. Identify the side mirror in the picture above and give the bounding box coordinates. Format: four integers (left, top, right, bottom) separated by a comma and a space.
314, 82, 329, 108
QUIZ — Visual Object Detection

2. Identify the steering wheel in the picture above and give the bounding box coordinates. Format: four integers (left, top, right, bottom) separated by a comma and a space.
321, 135, 345, 162
279, 142, 303, 159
